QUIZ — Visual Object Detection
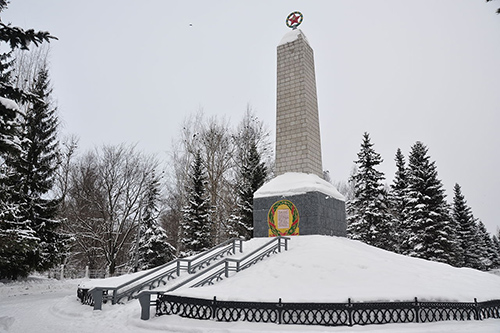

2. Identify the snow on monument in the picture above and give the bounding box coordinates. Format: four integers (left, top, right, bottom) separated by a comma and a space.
253, 12, 346, 237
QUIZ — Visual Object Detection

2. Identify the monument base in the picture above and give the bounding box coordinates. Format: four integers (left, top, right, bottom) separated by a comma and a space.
253, 173, 347, 237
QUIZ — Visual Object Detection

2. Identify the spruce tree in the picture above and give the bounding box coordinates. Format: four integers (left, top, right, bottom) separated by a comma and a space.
0, 2, 57, 279
347, 132, 394, 251
134, 172, 175, 270
403, 141, 457, 265
14, 66, 68, 271
491, 234, 500, 269
451, 183, 481, 268
232, 140, 267, 240
0, 98, 38, 279
228, 109, 270, 240
389, 148, 408, 253
181, 151, 212, 256
476, 221, 495, 270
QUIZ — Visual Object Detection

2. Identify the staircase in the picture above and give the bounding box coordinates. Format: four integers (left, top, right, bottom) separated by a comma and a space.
78, 238, 243, 310
136, 236, 290, 320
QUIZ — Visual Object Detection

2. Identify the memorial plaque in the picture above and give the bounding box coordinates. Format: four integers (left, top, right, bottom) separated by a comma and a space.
277, 209, 290, 229
267, 199, 300, 236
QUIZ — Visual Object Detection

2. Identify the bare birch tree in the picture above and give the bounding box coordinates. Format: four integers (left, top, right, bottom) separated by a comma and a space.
62, 144, 159, 275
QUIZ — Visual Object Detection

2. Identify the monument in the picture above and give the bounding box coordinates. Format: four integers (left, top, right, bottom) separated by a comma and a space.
253, 12, 347, 237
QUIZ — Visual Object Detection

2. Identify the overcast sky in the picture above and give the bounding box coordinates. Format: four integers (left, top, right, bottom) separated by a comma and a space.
3, 1, 500, 233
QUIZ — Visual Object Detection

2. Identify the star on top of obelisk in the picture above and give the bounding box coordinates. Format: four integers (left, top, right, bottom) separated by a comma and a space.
286, 11, 303, 30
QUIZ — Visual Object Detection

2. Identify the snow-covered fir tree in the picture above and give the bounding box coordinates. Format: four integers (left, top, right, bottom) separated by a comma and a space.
132, 171, 175, 270
451, 183, 481, 268
180, 150, 212, 256
0, 98, 39, 279
230, 140, 267, 239
389, 148, 408, 253
229, 110, 269, 240
347, 132, 394, 251
491, 233, 500, 268
402, 141, 457, 265
0, 2, 57, 279
476, 221, 496, 271
14, 66, 67, 271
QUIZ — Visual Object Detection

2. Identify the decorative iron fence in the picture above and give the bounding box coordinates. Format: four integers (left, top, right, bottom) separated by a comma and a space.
154, 294, 500, 327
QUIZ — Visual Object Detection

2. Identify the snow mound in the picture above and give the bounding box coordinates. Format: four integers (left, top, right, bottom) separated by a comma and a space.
173, 235, 500, 303
254, 172, 345, 201
278, 29, 309, 46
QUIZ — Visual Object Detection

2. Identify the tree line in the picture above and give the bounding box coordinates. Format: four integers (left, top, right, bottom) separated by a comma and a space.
57, 109, 271, 276
346, 132, 500, 270
2, 1, 498, 280
0, 2, 273, 279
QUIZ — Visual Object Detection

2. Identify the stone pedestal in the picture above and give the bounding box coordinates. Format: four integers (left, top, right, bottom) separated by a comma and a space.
253, 173, 346, 237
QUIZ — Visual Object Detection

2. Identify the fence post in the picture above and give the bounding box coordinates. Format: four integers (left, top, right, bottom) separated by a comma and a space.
414, 297, 419, 323
59, 265, 64, 280
474, 298, 481, 321
278, 298, 282, 325
84, 266, 89, 279
225, 261, 229, 278
138, 292, 152, 320
347, 298, 353, 326
91, 288, 103, 310
212, 296, 217, 320
239, 238, 243, 253
112, 289, 117, 304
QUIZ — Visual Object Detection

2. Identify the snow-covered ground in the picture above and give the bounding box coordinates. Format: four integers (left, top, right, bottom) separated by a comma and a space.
1, 235, 500, 333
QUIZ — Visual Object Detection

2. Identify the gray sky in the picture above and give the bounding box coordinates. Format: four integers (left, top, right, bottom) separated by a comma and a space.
3, 1, 500, 233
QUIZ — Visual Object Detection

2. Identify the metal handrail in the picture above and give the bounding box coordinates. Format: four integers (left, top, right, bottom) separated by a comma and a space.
85, 238, 243, 309
176, 238, 243, 274
167, 236, 289, 291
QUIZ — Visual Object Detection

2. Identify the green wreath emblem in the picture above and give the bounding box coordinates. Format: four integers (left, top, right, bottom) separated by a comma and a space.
268, 200, 299, 236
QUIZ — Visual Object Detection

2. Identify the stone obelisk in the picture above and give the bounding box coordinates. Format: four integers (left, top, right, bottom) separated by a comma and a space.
275, 27, 322, 177
253, 12, 346, 238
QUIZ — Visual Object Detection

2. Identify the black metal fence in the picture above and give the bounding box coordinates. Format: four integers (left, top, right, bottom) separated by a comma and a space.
155, 294, 500, 327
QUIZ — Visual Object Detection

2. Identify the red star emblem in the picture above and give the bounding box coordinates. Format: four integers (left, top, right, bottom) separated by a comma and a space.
288, 13, 300, 26
286, 12, 303, 29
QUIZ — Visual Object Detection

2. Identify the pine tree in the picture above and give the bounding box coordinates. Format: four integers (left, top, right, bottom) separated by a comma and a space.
451, 183, 481, 268
181, 151, 212, 256
476, 221, 496, 271
491, 234, 500, 269
0, 55, 36, 280
232, 140, 267, 240
403, 141, 457, 265
347, 133, 394, 251
0, 96, 38, 278
389, 148, 408, 253
228, 108, 270, 240
133, 172, 175, 270
13, 66, 68, 271
0, 2, 57, 279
